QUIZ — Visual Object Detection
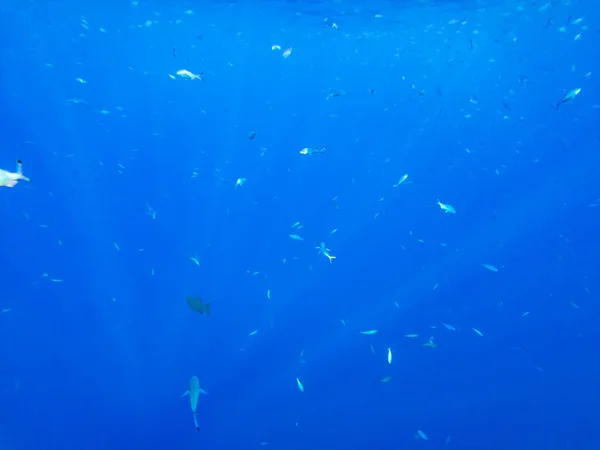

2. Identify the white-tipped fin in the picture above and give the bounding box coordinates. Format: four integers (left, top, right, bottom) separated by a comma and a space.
15, 160, 30, 182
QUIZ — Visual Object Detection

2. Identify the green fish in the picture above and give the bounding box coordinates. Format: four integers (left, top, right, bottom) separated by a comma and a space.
186, 296, 212, 315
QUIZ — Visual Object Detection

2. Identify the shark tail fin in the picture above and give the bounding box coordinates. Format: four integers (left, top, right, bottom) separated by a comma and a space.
16, 160, 31, 182
203, 302, 212, 316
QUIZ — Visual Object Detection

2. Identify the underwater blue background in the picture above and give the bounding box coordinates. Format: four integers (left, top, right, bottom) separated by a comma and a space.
1, 0, 599, 449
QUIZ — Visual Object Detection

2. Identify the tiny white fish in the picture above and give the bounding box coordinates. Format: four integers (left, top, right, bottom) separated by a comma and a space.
360, 330, 378, 335
289, 234, 304, 241
417, 430, 429, 440
393, 174, 409, 187
42, 273, 63, 282
442, 323, 457, 331
556, 88, 581, 109
145, 202, 157, 219
472, 328, 484, 336
235, 177, 247, 188
296, 378, 304, 392
387, 347, 392, 364
316, 242, 336, 263
248, 329, 258, 336
176, 69, 203, 80
267, 289, 271, 300
482, 264, 498, 272
437, 199, 456, 214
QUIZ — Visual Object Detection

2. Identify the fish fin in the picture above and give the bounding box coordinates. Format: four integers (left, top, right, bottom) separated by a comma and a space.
203, 302, 211, 316
6, 181, 17, 187
15, 160, 31, 182
181, 390, 189, 398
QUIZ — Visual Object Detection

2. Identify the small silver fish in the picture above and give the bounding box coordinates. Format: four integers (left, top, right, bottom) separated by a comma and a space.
325, 90, 345, 100
299, 147, 327, 155
556, 88, 581, 109
316, 242, 336, 262
176, 69, 203, 80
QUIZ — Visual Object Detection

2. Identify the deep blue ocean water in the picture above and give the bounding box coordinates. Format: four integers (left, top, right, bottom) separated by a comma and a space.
1, 0, 599, 449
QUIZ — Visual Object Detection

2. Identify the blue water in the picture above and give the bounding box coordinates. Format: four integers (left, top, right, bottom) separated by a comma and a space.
1, 0, 599, 449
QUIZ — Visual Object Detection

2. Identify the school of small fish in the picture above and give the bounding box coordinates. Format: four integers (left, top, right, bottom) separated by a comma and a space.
1, 0, 596, 447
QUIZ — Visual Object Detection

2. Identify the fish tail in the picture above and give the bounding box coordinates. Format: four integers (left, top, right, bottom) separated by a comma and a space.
15, 160, 30, 182
203, 302, 211, 316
